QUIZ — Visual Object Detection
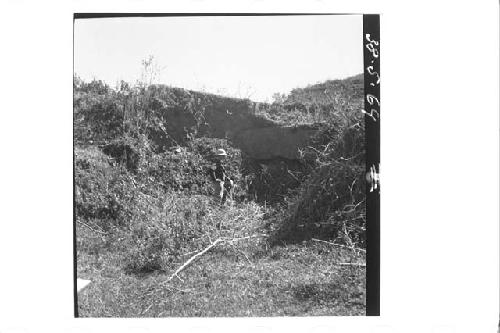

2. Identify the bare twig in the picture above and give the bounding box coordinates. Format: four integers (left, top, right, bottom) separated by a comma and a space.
166, 238, 224, 282
342, 222, 356, 251
338, 262, 366, 267
311, 238, 366, 253
322, 141, 333, 154
287, 169, 300, 182
77, 220, 108, 235
180, 249, 201, 257
339, 152, 363, 161
141, 303, 153, 315
341, 199, 366, 214
348, 179, 357, 203
306, 145, 323, 155
172, 273, 184, 282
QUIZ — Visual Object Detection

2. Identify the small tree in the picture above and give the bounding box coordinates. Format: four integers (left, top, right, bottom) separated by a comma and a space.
139, 55, 164, 88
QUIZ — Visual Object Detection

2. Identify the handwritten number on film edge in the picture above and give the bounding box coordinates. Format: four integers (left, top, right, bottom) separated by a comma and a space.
365, 33, 379, 58
366, 94, 380, 106
366, 66, 380, 85
361, 108, 379, 122
364, 32, 380, 193
363, 33, 380, 123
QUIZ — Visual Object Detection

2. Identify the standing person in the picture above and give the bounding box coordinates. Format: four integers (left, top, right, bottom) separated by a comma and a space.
209, 148, 234, 205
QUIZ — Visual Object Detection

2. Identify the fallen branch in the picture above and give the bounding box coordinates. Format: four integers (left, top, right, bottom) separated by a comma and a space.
311, 238, 366, 253
165, 234, 267, 283
167, 238, 224, 282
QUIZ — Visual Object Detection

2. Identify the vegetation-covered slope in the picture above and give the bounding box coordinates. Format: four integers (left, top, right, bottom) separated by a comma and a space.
74, 72, 366, 317
268, 74, 365, 245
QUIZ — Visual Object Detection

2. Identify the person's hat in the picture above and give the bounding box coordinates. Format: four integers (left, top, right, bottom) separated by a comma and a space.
214, 148, 227, 156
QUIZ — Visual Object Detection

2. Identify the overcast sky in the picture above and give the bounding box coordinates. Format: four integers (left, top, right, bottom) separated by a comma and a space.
74, 15, 363, 102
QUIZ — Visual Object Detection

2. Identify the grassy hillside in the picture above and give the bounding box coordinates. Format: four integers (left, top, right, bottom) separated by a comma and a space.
286, 74, 364, 106
74, 73, 366, 317
254, 74, 364, 125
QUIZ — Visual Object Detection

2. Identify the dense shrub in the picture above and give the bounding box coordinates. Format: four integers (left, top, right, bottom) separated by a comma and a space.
75, 144, 167, 231
272, 161, 365, 247
121, 194, 213, 273
120, 194, 265, 274
75, 146, 130, 228
75, 142, 258, 273
74, 78, 131, 145
270, 77, 366, 247
101, 141, 141, 173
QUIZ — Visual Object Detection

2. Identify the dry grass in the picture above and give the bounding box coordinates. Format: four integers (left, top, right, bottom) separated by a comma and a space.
77, 215, 365, 317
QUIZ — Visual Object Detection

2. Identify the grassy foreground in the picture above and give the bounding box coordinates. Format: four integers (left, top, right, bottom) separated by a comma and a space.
77, 198, 365, 317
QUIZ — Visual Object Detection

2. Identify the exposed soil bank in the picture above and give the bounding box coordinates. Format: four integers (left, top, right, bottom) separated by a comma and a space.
140, 87, 321, 160
233, 125, 321, 160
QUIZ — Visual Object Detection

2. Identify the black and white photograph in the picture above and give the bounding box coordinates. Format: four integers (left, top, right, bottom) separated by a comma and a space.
0, 1, 498, 332
74, 14, 378, 317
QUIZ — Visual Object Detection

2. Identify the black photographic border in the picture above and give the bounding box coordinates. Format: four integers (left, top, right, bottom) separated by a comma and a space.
363, 14, 380, 316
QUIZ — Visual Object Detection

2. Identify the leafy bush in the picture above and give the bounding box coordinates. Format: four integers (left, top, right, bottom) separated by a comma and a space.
121, 194, 211, 273
101, 140, 141, 173
74, 79, 125, 145
75, 146, 129, 228
75, 144, 166, 231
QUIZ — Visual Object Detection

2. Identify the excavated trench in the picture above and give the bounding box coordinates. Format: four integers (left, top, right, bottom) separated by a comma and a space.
233, 125, 321, 203
101, 88, 324, 203
141, 88, 324, 203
